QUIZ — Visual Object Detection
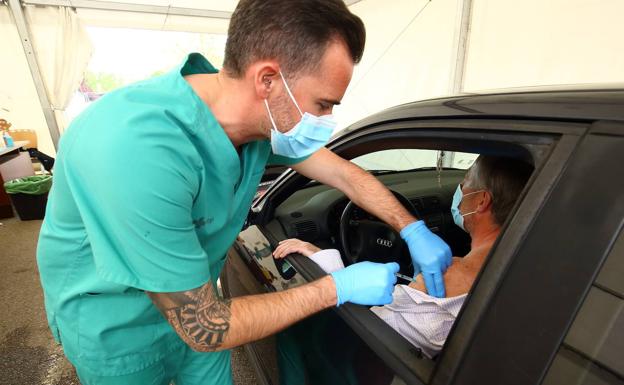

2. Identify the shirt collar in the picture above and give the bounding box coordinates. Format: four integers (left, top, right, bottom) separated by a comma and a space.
180, 53, 219, 76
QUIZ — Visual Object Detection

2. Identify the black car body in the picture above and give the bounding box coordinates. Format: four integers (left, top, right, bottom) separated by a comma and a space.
221, 89, 624, 385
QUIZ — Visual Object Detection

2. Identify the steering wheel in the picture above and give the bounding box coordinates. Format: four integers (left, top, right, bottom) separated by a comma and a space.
339, 190, 418, 274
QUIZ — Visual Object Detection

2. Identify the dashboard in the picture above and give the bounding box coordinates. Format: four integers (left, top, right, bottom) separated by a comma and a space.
271, 169, 472, 256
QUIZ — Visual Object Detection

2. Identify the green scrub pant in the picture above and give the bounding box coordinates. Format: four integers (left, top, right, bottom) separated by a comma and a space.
277, 311, 358, 385
74, 344, 232, 385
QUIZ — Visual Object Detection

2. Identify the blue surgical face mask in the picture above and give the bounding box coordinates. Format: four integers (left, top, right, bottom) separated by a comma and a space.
264, 71, 336, 158
451, 184, 484, 231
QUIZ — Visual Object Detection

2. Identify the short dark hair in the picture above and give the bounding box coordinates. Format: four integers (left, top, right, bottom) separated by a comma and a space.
466, 156, 534, 226
223, 0, 366, 78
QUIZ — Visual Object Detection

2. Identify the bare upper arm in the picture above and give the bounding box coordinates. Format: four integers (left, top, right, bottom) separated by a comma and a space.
408, 257, 472, 297
408, 275, 427, 292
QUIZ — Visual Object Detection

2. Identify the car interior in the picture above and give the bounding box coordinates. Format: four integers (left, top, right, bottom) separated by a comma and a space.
238, 127, 546, 384
273, 154, 473, 279
256, 134, 538, 285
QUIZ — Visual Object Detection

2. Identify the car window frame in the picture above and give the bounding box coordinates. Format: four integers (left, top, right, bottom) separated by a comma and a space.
254, 118, 588, 385
435, 121, 624, 385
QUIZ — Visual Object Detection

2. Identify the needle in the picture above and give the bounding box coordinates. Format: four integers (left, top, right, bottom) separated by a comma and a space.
395, 272, 416, 282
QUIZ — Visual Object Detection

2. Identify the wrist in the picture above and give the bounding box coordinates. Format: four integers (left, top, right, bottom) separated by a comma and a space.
318, 275, 338, 307
395, 215, 419, 232
400, 220, 426, 239
306, 245, 321, 256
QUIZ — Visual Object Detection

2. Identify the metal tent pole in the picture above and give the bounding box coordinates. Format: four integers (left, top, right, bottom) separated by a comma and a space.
5, 0, 370, 151
443, 0, 474, 168
7, 0, 61, 150
21, 0, 362, 16
21, 0, 233, 19
450, 0, 474, 95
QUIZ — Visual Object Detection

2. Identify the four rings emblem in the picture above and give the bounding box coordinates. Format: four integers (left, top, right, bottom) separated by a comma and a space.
376, 238, 393, 248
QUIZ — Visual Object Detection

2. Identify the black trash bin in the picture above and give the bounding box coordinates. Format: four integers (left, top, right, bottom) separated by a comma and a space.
4, 175, 52, 220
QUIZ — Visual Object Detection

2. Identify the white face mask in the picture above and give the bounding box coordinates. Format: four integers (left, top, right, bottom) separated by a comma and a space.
264, 71, 336, 158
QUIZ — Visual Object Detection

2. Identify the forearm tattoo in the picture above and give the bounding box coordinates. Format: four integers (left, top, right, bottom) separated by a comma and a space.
149, 283, 232, 351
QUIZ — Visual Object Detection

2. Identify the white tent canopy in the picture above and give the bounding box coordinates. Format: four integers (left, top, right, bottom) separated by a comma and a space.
35, 0, 237, 33
2, 0, 624, 157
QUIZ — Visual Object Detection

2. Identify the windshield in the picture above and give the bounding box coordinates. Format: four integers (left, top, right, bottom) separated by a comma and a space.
351, 149, 478, 171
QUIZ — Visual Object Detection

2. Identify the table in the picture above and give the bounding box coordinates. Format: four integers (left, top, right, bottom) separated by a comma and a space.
0, 141, 30, 157
0, 140, 30, 219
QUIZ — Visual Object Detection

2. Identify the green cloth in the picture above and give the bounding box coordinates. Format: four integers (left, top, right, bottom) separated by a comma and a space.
277, 311, 359, 385
37, 53, 308, 379
4, 175, 52, 195
75, 345, 231, 385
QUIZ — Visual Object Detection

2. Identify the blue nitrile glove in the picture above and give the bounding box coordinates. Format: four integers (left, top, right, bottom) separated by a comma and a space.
330, 261, 399, 306
400, 221, 452, 298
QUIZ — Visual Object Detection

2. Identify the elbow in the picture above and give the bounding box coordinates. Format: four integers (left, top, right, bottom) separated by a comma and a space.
185, 338, 228, 353
188, 343, 218, 353
177, 331, 230, 353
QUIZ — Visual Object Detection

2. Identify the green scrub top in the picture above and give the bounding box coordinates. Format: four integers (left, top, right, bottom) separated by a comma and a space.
37, 53, 307, 376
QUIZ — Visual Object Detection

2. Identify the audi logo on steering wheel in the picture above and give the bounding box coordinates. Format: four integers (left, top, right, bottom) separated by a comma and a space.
376, 238, 393, 248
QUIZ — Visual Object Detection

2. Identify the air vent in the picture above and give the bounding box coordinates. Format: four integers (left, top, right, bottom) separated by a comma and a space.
422, 196, 441, 211
426, 214, 443, 227
409, 198, 425, 213
293, 220, 319, 241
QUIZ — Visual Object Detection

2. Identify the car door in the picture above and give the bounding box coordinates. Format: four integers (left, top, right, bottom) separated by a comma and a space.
222, 117, 589, 385
434, 121, 624, 385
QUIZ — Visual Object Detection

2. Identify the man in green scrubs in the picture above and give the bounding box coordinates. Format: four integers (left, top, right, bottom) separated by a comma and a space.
37, 1, 452, 384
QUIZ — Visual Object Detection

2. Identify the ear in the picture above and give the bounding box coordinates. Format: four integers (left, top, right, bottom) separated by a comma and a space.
476, 190, 493, 213
248, 60, 280, 100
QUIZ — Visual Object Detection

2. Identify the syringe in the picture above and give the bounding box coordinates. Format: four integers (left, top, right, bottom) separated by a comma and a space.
394, 272, 416, 282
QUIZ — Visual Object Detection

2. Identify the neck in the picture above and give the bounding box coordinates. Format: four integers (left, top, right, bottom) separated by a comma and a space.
471, 226, 499, 249
465, 218, 500, 265
185, 73, 267, 148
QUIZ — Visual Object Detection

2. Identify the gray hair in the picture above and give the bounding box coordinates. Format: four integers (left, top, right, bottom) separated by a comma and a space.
464, 155, 534, 226
223, 0, 366, 79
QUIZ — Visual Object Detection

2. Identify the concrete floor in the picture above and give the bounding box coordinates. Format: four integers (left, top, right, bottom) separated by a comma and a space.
0, 216, 259, 385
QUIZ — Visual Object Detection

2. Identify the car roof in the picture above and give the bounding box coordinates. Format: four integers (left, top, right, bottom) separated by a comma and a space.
339, 89, 624, 136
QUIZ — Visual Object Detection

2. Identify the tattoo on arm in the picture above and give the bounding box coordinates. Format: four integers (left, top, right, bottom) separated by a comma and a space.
148, 283, 232, 352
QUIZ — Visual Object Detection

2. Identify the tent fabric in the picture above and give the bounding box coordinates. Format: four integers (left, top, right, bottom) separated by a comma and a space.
25, 5, 93, 134
74, 8, 230, 34
339, 0, 459, 129
0, 6, 56, 156
81, 0, 240, 12
3, 0, 624, 158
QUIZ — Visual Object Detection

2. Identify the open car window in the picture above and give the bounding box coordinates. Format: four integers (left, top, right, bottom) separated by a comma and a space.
242, 118, 582, 384
266, 147, 537, 384
351, 149, 478, 172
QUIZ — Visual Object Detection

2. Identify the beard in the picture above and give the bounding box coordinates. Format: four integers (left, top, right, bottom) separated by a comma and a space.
265, 90, 301, 134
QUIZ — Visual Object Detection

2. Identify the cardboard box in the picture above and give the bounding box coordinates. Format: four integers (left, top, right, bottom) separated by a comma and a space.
0, 152, 35, 182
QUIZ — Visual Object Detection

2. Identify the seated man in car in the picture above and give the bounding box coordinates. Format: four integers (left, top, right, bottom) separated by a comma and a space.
274, 155, 533, 358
